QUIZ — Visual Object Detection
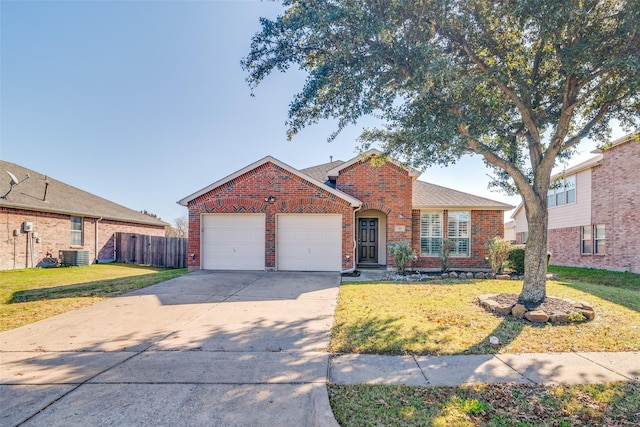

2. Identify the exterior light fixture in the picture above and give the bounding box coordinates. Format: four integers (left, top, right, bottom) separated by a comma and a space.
264, 195, 276, 203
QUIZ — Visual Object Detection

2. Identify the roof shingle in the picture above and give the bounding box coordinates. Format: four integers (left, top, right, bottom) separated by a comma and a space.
0, 160, 168, 226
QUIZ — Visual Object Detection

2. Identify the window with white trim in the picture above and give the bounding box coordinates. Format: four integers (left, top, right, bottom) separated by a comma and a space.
548, 175, 576, 207
581, 224, 605, 255
594, 224, 605, 254
71, 217, 83, 246
448, 211, 470, 257
420, 211, 442, 256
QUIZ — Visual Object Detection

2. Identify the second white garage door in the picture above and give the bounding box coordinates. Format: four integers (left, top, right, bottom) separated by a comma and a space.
201, 214, 265, 270
277, 214, 342, 271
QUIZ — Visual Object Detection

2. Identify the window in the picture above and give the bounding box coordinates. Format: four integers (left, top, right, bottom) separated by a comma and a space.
71, 217, 83, 246
581, 226, 592, 254
521, 232, 529, 244
582, 224, 605, 255
548, 175, 576, 207
448, 211, 470, 257
594, 224, 605, 254
420, 212, 442, 256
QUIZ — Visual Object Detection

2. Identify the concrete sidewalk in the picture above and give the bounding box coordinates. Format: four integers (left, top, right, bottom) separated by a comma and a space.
330, 352, 640, 386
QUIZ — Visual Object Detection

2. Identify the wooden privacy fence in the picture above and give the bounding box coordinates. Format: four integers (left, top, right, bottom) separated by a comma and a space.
116, 233, 187, 268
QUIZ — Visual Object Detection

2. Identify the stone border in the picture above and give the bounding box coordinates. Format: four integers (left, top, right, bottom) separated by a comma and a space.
477, 293, 595, 324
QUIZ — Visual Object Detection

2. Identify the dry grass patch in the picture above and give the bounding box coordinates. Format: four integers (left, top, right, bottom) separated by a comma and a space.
0, 264, 187, 331
329, 382, 640, 427
330, 280, 640, 355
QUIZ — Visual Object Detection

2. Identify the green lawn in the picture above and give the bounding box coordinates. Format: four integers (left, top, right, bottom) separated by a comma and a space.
330, 279, 640, 355
330, 267, 640, 426
329, 382, 640, 427
0, 263, 187, 331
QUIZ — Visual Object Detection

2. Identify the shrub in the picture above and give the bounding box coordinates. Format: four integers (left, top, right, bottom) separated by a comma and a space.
440, 239, 455, 272
388, 240, 417, 274
507, 245, 553, 275
485, 237, 512, 274
507, 245, 526, 274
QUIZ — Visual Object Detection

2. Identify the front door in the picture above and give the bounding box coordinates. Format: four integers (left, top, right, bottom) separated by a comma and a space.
358, 218, 378, 264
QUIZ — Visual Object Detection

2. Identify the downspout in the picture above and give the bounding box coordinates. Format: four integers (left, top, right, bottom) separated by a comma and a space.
94, 217, 102, 263
341, 204, 362, 274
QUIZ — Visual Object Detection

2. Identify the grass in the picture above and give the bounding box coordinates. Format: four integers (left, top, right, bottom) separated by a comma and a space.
0, 263, 187, 331
331, 274, 640, 355
329, 382, 640, 426
549, 265, 640, 290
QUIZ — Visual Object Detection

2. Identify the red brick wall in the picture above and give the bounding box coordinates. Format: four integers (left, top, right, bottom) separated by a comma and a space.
336, 159, 413, 265
410, 209, 502, 271
0, 207, 165, 270
551, 139, 640, 272
186, 162, 355, 271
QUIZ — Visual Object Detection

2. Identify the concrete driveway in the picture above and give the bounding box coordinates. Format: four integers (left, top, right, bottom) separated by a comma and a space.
0, 271, 340, 427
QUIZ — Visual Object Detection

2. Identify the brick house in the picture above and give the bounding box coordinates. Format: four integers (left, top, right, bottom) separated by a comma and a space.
178, 150, 513, 272
0, 160, 167, 270
511, 131, 640, 273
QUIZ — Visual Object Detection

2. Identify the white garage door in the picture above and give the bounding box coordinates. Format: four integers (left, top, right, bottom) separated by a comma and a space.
201, 214, 265, 270
277, 214, 342, 271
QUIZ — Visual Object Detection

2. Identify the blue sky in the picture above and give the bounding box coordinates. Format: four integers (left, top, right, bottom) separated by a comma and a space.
0, 1, 624, 226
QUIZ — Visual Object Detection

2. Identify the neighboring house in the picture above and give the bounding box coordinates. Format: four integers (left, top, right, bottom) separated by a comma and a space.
503, 220, 516, 243
511, 131, 640, 273
178, 150, 513, 272
0, 160, 168, 270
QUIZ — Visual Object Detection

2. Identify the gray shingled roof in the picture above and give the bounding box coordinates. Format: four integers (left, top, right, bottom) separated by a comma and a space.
0, 160, 168, 226
301, 159, 512, 210
299, 160, 345, 182
412, 180, 513, 210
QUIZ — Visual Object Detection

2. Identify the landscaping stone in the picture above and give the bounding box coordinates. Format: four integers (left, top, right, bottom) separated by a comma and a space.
474, 272, 485, 279
495, 274, 511, 280
449, 271, 458, 278
466, 272, 474, 279
546, 273, 559, 280
441, 273, 449, 279
525, 310, 550, 323
478, 293, 594, 325
511, 304, 527, 319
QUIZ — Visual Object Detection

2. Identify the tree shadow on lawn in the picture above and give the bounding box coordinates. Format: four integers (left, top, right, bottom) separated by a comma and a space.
333, 312, 530, 355
556, 280, 640, 313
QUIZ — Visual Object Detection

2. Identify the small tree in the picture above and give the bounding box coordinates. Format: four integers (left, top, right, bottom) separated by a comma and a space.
486, 237, 512, 274
388, 241, 417, 274
440, 239, 455, 273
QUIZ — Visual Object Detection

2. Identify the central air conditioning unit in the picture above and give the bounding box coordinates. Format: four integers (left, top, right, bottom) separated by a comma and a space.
59, 250, 91, 266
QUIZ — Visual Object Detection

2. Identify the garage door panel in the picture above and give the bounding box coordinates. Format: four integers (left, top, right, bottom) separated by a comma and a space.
277, 214, 342, 272
202, 214, 265, 270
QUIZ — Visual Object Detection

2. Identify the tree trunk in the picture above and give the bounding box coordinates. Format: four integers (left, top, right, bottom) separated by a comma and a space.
518, 195, 549, 308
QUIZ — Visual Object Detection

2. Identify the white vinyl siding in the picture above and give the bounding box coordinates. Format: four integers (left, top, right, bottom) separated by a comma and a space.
420, 212, 442, 257
448, 211, 470, 257
548, 169, 592, 230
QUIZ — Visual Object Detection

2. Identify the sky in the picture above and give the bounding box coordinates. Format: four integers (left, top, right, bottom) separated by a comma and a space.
0, 1, 628, 226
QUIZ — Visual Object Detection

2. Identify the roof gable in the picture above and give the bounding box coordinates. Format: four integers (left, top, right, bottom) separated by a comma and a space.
0, 161, 168, 226
326, 149, 421, 180
178, 156, 361, 207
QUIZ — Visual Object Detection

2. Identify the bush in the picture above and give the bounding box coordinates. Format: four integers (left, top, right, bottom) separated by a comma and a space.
507, 245, 525, 274
440, 239, 456, 272
485, 237, 512, 274
507, 245, 553, 275
388, 241, 417, 274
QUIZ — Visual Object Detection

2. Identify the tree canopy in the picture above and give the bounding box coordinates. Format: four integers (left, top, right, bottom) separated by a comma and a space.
243, 0, 640, 305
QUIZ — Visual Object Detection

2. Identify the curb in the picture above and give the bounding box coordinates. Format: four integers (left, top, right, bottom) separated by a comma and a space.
310, 385, 340, 427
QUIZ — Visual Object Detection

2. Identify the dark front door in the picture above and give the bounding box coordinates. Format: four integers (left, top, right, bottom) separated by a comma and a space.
358, 218, 378, 264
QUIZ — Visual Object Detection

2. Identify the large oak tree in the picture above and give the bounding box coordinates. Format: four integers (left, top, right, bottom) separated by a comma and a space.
243, 0, 640, 306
